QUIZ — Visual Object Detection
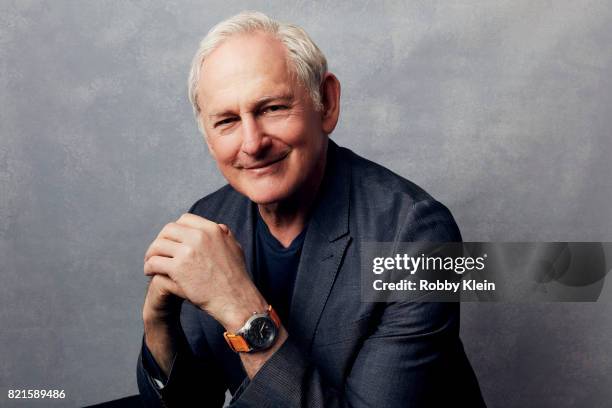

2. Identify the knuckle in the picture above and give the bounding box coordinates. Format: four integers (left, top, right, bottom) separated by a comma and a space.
147, 240, 157, 252
182, 245, 195, 258
159, 223, 174, 236
194, 229, 207, 244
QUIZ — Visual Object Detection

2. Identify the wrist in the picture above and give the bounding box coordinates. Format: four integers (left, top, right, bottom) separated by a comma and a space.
143, 326, 178, 378
221, 300, 268, 333
143, 311, 181, 334
220, 297, 269, 333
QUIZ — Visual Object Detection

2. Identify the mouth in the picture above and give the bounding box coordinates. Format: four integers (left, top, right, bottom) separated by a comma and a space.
242, 151, 289, 170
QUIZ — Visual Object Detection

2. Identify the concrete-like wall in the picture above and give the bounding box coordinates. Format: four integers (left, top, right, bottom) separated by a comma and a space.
1, 2, 611, 406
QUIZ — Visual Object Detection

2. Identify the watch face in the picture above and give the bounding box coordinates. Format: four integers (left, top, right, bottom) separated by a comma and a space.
245, 316, 278, 350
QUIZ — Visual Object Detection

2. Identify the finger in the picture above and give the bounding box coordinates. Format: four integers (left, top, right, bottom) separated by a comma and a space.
144, 238, 183, 262
218, 223, 229, 234
156, 222, 194, 243
144, 255, 175, 278
176, 213, 226, 235
150, 274, 187, 299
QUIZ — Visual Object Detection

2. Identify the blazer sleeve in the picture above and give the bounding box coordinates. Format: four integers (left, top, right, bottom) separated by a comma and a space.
137, 301, 228, 407
227, 199, 485, 408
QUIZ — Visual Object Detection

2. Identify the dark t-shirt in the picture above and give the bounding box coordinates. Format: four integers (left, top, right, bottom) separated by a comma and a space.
253, 211, 307, 324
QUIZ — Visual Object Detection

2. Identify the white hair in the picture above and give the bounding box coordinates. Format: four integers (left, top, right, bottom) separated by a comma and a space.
187, 11, 328, 133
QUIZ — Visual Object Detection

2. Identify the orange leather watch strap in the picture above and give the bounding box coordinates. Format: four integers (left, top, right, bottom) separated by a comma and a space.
267, 305, 281, 328
223, 305, 281, 353
223, 332, 251, 352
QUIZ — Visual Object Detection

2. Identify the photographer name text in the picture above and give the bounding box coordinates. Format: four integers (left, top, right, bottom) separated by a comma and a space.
373, 279, 495, 292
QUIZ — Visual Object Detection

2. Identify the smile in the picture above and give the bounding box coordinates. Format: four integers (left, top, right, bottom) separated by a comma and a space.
243, 152, 289, 174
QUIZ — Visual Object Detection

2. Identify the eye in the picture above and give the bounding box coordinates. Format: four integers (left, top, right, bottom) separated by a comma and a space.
262, 105, 288, 114
214, 117, 238, 128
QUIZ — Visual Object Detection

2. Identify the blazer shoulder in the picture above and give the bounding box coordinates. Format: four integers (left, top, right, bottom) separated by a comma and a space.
340, 146, 434, 203
338, 146, 461, 241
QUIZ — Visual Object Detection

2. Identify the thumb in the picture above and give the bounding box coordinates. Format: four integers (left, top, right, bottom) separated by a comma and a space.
152, 274, 188, 299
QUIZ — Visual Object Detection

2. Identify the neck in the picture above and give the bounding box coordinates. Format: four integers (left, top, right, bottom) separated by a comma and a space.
258, 143, 328, 247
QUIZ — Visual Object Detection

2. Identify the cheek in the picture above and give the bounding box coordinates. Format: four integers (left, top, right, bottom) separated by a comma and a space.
207, 136, 240, 165
274, 110, 316, 144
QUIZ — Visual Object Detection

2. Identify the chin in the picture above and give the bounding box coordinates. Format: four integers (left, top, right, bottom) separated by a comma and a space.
244, 187, 292, 205
236, 178, 293, 205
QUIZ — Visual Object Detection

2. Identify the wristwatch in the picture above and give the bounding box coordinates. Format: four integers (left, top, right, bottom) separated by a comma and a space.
223, 305, 281, 353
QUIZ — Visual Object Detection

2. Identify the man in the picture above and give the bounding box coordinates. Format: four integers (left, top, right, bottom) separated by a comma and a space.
137, 11, 485, 407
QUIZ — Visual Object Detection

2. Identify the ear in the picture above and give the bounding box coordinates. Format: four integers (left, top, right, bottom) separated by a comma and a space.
319, 72, 341, 135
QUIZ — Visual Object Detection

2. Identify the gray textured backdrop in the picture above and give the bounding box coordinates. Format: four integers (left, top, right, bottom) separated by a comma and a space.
1, 1, 611, 407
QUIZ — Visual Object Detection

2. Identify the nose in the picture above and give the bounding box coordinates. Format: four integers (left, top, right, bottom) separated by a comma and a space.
241, 114, 270, 156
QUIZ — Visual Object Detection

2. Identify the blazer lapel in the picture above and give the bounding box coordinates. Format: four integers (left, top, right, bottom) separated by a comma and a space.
288, 141, 352, 352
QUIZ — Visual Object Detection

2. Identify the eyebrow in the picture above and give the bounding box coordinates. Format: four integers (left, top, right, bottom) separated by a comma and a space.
207, 93, 294, 119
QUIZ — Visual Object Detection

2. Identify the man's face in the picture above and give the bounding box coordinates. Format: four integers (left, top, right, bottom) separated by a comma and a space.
196, 31, 327, 205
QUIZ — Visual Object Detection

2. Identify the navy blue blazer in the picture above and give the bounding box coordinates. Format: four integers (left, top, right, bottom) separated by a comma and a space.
138, 140, 486, 407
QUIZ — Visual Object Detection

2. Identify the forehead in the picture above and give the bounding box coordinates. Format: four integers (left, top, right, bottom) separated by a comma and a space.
197, 31, 299, 113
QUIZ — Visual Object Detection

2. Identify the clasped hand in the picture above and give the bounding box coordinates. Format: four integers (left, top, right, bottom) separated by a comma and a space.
143, 213, 264, 330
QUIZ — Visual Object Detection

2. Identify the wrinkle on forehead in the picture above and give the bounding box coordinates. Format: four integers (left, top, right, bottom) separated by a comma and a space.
196, 31, 300, 115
